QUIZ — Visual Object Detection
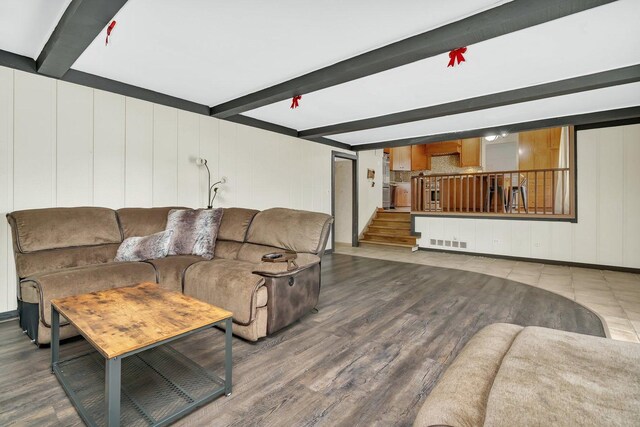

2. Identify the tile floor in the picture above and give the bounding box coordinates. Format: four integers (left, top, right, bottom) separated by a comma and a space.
334, 243, 640, 343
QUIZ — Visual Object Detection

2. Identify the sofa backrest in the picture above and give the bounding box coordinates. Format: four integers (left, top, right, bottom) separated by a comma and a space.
7, 207, 123, 278
116, 207, 184, 238
244, 208, 333, 255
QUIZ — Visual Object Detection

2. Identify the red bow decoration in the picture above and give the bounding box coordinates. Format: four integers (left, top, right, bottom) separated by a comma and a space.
105, 20, 117, 46
447, 47, 467, 67
290, 95, 302, 109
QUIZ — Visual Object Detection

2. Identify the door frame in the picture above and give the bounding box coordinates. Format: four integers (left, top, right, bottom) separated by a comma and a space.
331, 151, 359, 250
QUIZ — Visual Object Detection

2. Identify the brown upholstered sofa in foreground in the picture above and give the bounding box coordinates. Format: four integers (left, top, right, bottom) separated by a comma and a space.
414, 323, 640, 426
7, 206, 332, 344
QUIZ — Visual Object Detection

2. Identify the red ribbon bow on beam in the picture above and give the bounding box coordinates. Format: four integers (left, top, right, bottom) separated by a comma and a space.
290, 95, 302, 109
447, 47, 467, 67
105, 20, 117, 46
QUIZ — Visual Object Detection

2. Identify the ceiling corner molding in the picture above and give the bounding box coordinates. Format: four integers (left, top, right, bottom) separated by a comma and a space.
63, 69, 211, 115
351, 106, 640, 151
299, 65, 640, 139
223, 114, 353, 150
36, 0, 129, 78
209, 0, 615, 118
0, 49, 36, 73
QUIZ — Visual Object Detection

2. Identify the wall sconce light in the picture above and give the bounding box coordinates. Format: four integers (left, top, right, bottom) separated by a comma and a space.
196, 158, 227, 209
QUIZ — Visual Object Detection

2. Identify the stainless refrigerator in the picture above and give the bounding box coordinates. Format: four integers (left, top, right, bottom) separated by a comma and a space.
382, 153, 391, 209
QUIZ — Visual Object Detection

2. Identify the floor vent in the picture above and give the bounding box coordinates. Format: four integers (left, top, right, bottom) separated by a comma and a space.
429, 239, 468, 249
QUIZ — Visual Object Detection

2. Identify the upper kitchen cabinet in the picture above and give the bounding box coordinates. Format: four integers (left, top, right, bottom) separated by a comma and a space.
411, 144, 429, 171
390, 146, 411, 171
460, 138, 482, 167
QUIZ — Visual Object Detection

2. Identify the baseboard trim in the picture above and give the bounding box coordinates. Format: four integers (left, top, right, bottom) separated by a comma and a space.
0, 310, 18, 322
418, 247, 640, 274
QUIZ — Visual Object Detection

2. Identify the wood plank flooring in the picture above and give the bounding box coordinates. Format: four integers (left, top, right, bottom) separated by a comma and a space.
0, 254, 604, 426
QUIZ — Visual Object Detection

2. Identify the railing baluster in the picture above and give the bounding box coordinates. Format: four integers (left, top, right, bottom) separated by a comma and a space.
561, 170, 565, 215
551, 170, 556, 215
533, 171, 538, 213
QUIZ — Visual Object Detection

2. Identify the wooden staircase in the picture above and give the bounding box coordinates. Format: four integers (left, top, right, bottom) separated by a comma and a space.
360, 210, 418, 249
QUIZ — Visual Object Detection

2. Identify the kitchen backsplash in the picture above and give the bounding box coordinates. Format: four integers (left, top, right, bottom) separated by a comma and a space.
391, 155, 483, 182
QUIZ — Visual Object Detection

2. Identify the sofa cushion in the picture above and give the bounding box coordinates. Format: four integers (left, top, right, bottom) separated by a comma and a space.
166, 208, 223, 259
245, 208, 332, 254
214, 241, 243, 260
413, 323, 523, 427
117, 207, 184, 239
183, 259, 265, 325
14, 243, 120, 280
484, 326, 640, 426
218, 208, 259, 243
115, 230, 173, 262
21, 262, 156, 327
145, 255, 204, 292
8, 207, 121, 253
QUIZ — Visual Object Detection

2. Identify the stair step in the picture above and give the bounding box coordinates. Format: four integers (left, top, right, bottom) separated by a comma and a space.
359, 240, 417, 249
376, 212, 411, 221
363, 233, 417, 245
367, 226, 412, 236
370, 220, 411, 229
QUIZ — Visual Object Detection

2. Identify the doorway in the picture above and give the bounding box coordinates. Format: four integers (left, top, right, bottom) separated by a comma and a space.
331, 151, 358, 251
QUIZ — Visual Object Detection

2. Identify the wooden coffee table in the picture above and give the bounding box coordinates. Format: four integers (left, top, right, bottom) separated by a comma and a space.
50, 282, 233, 427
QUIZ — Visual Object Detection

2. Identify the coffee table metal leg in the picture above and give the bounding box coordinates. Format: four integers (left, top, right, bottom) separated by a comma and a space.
225, 318, 232, 396
106, 357, 121, 427
51, 307, 59, 372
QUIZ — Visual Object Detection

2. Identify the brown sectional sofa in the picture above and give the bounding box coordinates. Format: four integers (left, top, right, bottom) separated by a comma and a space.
7, 206, 333, 344
414, 323, 640, 426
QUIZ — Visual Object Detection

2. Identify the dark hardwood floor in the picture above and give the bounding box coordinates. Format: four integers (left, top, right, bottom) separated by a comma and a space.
0, 254, 604, 426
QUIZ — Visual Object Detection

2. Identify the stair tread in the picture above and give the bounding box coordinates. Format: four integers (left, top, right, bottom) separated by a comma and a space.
365, 231, 413, 238
359, 240, 417, 249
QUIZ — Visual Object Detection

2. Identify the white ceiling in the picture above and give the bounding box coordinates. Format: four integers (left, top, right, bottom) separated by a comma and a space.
244, 0, 640, 131
71, 0, 510, 106
0, 0, 71, 59
331, 82, 640, 145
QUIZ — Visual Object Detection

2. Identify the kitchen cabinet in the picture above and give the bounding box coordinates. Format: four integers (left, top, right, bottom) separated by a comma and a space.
411, 144, 428, 170
390, 146, 411, 171
425, 140, 461, 156
394, 182, 411, 207
460, 138, 482, 167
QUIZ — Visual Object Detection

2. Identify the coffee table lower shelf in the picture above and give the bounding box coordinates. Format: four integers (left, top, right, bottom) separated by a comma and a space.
53, 345, 226, 427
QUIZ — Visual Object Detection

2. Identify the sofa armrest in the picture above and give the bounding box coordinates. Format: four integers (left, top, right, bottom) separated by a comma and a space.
413, 323, 523, 427
252, 253, 321, 277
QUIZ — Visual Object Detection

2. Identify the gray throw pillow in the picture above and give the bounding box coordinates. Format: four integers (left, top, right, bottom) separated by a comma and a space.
114, 230, 173, 262
165, 208, 223, 260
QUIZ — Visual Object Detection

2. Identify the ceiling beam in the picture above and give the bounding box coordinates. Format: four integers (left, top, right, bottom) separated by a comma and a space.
299, 65, 640, 139
36, 0, 128, 78
210, 0, 615, 118
351, 107, 640, 151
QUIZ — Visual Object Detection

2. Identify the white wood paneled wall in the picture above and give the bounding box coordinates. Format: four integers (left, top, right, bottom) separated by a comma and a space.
415, 124, 640, 269
0, 67, 354, 313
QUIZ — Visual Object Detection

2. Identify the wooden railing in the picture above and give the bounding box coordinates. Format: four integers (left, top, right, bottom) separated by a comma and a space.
411, 168, 572, 216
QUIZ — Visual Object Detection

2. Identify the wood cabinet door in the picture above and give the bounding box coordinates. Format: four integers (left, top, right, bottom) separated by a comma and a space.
460, 138, 481, 167
395, 183, 411, 207
391, 146, 411, 171
411, 144, 428, 170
